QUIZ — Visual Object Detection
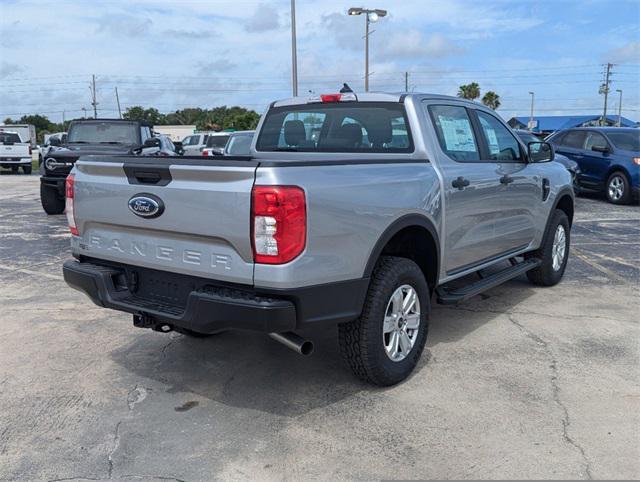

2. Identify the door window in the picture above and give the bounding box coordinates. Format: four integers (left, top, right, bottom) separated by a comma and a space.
477, 111, 522, 161
428, 105, 480, 161
561, 131, 587, 149
584, 132, 608, 151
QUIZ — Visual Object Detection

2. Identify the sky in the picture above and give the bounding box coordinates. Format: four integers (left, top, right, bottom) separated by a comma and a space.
0, 0, 639, 123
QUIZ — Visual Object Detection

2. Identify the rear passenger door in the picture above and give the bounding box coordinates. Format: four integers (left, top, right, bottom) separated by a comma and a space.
474, 110, 540, 256
554, 130, 587, 164
426, 103, 506, 274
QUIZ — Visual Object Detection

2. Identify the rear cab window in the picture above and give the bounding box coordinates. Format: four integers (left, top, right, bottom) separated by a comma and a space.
256, 102, 413, 153
427, 105, 480, 161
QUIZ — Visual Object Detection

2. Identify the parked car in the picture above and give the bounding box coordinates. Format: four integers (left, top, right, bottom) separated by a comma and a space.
547, 127, 639, 204
40, 119, 158, 214
181, 132, 215, 155
0, 130, 32, 174
515, 129, 580, 191
223, 130, 254, 156
134, 134, 179, 157
62, 92, 574, 386
201, 132, 231, 157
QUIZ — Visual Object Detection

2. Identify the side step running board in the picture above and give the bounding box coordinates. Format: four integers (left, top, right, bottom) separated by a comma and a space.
436, 258, 541, 305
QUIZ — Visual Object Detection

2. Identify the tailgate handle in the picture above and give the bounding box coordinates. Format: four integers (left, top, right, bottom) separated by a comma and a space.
133, 170, 162, 184
123, 164, 172, 186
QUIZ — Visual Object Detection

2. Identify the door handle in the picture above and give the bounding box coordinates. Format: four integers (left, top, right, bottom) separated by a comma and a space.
452, 176, 470, 190
500, 174, 514, 185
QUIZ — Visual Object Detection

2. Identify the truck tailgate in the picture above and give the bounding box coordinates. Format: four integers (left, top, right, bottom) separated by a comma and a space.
71, 157, 258, 285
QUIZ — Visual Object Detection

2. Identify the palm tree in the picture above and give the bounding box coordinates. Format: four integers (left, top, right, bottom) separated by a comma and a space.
481, 91, 501, 110
457, 82, 480, 100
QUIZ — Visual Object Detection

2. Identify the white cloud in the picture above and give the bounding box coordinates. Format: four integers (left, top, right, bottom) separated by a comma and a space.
379, 31, 463, 59
245, 4, 281, 32
604, 41, 640, 63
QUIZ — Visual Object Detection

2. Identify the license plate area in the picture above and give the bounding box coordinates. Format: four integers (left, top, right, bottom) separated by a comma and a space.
128, 267, 198, 309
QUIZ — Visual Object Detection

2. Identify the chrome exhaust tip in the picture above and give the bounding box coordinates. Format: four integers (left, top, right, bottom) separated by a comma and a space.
269, 332, 314, 356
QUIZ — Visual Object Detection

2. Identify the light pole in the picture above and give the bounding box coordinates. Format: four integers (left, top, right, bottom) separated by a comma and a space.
616, 89, 622, 127
348, 7, 387, 92
291, 0, 298, 96
528, 91, 535, 131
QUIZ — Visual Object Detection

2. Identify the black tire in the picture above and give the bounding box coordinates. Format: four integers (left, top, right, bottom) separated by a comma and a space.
11, 166, 18, 173
605, 171, 631, 205
526, 209, 570, 286
23, 165, 32, 175
173, 327, 219, 338
338, 256, 430, 386
40, 183, 65, 215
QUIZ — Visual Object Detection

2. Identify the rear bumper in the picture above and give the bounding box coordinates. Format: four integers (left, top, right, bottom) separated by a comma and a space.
63, 259, 369, 334
0, 157, 31, 165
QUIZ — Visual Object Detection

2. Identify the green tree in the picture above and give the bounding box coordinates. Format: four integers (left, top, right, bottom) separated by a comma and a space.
481, 91, 501, 110
457, 82, 481, 100
123, 106, 165, 125
18, 114, 55, 134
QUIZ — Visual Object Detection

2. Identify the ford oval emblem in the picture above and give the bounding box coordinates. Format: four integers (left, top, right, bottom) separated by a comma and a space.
128, 193, 164, 218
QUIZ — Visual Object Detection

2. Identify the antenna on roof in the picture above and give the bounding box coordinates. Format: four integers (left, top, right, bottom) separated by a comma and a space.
340, 83, 354, 93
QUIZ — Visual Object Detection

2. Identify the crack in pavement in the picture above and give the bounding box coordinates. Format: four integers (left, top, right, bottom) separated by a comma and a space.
437, 304, 630, 325
107, 421, 122, 479
507, 313, 594, 480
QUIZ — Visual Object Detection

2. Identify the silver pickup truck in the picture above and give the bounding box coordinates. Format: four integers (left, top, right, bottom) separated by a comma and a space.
63, 92, 574, 385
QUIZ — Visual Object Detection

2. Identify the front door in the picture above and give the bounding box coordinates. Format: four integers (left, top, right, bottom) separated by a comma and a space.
581, 131, 612, 189
474, 110, 541, 256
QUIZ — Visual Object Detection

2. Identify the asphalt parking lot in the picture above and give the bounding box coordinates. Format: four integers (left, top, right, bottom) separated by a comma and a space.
1, 174, 638, 481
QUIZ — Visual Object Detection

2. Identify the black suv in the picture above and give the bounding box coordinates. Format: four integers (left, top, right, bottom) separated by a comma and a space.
40, 119, 158, 214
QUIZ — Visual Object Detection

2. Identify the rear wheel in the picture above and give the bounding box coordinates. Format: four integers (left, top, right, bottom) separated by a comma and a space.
605, 171, 631, 204
11, 166, 18, 173
23, 165, 32, 175
526, 209, 570, 286
40, 183, 65, 215
338, 256, 429, 386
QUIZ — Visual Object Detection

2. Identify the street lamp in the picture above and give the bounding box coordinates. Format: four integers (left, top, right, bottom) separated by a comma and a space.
616, 89, 622, 127
348, 7, 387, 92
528, 91, 535, 131
291, 0, 298, 97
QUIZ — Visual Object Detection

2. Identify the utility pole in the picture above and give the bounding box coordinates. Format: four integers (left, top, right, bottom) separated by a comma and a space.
600, 63, 613, 126
616, 89, 622, 127
290, 0, 298, 96
528, 91, 535, 130
404, 71, 409, 92
115, 87, 122, 119
82, 107, 87, 118
62, 110, 66, 124
91, 74, 98, 119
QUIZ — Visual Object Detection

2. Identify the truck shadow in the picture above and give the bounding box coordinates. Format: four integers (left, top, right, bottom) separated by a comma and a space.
110, 276, 538, 417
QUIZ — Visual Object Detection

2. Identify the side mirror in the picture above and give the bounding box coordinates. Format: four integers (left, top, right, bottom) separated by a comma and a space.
528, 141, 554, 162
49, 137, 61, 147
591, 145, 609, 154
144, 138, 161, 148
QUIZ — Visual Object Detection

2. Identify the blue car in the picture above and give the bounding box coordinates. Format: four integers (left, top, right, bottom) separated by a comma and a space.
547, 127, 639, 204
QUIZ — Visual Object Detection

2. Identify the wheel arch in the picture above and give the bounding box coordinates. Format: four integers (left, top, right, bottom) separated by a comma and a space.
363, 214, 440, 291
554, 189, 574, 227
605, 165, 631, 185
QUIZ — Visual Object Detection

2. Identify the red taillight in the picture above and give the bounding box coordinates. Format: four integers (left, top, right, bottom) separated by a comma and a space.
251, 185, 306, 264
202, 150, 209, 157
320, 93, 342, 103
65, 174, 78, 236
